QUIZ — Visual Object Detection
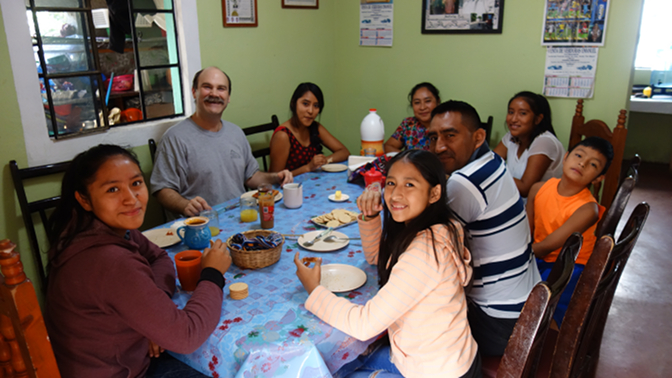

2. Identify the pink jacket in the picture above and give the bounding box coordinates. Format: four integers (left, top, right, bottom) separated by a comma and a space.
305, 216, 477, 378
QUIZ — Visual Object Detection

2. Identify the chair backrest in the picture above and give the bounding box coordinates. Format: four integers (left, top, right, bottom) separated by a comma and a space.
594, 176, 636, 239
568, 99, 628, 211
549, 236, 614, 378
242, 115, 280, 172
481, 115, 494, 146
0, 239, 61, 377
9, 160, 70, 291
149, 138, 158, 164
567, 203, 649, 378
497, 234, 582, 378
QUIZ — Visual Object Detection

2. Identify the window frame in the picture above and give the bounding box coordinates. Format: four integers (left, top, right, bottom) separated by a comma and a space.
1, 0, 200, 166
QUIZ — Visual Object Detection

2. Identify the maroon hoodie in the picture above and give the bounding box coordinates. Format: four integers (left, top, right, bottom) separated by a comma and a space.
46, 219, 222, 378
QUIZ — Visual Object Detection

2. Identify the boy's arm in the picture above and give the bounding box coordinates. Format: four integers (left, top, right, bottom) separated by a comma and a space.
527, 182, 543, 238
532, 202, 600, 259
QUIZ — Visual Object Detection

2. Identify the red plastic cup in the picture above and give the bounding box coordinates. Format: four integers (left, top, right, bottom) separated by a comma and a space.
174, 250, 202, 291
363, 169, 385, 192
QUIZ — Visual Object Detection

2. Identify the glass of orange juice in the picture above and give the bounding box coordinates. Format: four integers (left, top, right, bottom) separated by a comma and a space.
240, 197, 258, 223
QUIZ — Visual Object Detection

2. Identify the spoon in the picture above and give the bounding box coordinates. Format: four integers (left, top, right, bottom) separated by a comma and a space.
323, 235, 359, 243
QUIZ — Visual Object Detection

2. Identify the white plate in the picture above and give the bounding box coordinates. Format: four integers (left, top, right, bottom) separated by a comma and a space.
321, 264, 367, 293
142, 228, 181, 248
328, 193, 350, 202
298, 231, 350, 252
240, 190, 283, 202
322, 164, 348, 173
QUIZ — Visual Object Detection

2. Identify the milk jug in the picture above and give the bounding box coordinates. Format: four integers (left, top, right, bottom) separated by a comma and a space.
360, 109, 385, 156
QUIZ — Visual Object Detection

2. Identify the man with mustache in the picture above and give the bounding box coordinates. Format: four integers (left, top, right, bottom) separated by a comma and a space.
151, 66, 292, 220
427, 100, 540, 356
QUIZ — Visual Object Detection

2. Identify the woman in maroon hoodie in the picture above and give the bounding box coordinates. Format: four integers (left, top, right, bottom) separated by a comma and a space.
45, 144, 229, 378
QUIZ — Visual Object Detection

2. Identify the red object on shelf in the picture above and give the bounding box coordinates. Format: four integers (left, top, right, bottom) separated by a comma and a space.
104, 74, 134, 92
121, 108, 143, 122
53, 104, 72, 116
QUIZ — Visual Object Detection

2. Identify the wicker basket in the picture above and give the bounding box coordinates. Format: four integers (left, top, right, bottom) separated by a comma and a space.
226, 230, 284, 269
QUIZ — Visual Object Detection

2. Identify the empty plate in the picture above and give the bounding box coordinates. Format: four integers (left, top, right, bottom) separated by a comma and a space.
322, 164, 348, 173
142, 228, 181, 248
321, 264, 367, 292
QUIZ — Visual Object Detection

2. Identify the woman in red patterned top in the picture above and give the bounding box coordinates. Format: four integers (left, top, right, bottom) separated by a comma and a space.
270, 83, 349, 176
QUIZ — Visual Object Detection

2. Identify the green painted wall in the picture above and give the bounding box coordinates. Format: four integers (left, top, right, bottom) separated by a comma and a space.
195, 1, 338, 150
0, 0, 648, 298
328, 1, 643, 156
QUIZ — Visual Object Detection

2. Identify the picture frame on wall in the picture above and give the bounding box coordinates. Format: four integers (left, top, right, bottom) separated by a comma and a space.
421, 0, 504, 34
222, 0, 258, 27
282, 0, 319, 9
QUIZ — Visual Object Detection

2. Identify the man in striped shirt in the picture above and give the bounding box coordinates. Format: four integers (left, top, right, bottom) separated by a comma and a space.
427, 100, 541, 356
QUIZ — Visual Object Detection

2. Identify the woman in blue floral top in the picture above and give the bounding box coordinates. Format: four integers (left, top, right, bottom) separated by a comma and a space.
384, 83, 441, 152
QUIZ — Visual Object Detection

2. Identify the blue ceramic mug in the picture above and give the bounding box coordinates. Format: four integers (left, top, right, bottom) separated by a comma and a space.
177, 216, 212, 250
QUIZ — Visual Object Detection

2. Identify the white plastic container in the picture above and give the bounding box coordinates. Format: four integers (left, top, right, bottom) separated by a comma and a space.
360, 109, 385, 156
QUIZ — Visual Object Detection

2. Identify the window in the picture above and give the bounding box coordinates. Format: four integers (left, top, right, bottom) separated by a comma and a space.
26, 0, 184, 139
634, 0, 672, 71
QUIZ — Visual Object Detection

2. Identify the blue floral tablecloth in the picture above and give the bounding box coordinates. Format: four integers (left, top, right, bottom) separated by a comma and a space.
161, 171, 379, 378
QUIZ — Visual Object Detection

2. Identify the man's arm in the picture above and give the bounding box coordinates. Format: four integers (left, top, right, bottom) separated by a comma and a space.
532, 202, 600, 259
155, 188, 211, 217
245, 169, 293, 189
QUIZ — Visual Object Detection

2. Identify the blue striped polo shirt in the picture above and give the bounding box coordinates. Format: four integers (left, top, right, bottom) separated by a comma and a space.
447, 145, 541, 319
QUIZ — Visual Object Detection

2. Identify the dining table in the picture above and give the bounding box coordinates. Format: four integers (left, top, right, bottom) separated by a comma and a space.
156, 169, 381, 378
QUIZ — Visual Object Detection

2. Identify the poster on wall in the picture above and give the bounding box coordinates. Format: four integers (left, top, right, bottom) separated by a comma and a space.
421, 0, 504, 34
360, 0, 393, 47
543, 47, 598, 98
541, 0, 609, 46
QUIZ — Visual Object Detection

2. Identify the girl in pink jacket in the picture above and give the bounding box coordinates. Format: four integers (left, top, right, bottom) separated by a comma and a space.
295, 149, 481, 378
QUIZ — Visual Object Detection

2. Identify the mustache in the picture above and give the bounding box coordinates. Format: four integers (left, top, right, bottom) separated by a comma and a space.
435, 150, 454, 159
204, 96, 224, 104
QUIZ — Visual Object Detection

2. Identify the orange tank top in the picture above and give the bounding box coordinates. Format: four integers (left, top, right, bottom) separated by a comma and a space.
534, 178, 605, 265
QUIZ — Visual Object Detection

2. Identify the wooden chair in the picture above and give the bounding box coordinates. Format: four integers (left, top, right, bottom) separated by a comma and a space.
149, 138, 158, 164
0, 239, 61, 377
548, 236, 614, 378
483, 234, 582, 378
568, 99, 627, 211
482, 115, 494, 147
594, 176, 636, 239
9, 160, 70, 291
563, 203, 649, 378
595, 154, 641, 238
242, 115, 280, 172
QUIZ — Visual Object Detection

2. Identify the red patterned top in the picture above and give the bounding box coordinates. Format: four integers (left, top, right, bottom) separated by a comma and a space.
273, 126, 322, 171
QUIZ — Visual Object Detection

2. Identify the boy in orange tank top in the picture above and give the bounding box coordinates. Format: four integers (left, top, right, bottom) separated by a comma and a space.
527, 136, 613, 325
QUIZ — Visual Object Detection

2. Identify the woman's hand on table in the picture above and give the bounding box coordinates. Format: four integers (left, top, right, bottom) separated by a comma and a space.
357, 190, 383, 219
148, 340, 164, 358
294, 252, 321, 295
308, 154, 328, 171
202, 239, 231, 275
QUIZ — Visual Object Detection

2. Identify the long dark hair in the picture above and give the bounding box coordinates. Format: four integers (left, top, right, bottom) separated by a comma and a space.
289, 82, 324, 152
47, 144, 141, 260
508, 91, 556, 147
377, 149, 463, 287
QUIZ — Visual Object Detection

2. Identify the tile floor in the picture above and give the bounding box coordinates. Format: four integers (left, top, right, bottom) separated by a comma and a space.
595, 163, 672, 377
